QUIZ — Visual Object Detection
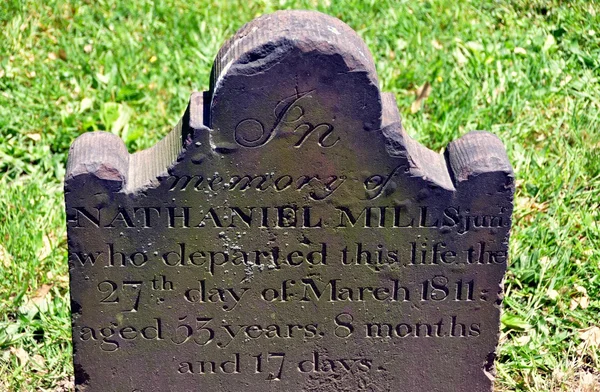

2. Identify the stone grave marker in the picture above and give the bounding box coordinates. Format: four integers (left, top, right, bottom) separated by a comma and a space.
65, 10, 514, 392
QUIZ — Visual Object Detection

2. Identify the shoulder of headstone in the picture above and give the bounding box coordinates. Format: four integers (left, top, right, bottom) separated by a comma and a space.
65, 131, 129, 192
446, 131, 514, 186
381, 93, 514, 193
65, 92, 208, 194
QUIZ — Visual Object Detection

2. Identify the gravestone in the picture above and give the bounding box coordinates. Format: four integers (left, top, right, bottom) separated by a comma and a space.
65, 10, 514, 392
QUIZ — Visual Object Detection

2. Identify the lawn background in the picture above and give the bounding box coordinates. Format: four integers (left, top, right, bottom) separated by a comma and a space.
1, 0, 599, 390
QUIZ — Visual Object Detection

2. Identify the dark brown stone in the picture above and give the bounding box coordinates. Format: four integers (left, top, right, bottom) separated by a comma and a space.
65, 10, 514, 392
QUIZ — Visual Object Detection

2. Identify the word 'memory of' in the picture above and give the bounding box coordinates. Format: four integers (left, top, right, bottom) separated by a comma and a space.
165, 173, 345, 201
67, 205, 506, 234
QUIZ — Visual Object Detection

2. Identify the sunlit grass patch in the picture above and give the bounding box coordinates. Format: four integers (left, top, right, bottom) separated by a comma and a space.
0, 0, 599, 390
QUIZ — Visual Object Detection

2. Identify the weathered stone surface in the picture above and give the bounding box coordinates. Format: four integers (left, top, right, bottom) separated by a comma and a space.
65, 10, 514, 392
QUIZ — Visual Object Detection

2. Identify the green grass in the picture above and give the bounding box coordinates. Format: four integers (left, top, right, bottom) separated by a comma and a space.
1, 0, 599, 390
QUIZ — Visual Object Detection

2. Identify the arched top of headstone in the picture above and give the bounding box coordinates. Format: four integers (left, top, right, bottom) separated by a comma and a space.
65, 10, 513, 197
211, 10, 378, 93
208, 10, 383, 156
